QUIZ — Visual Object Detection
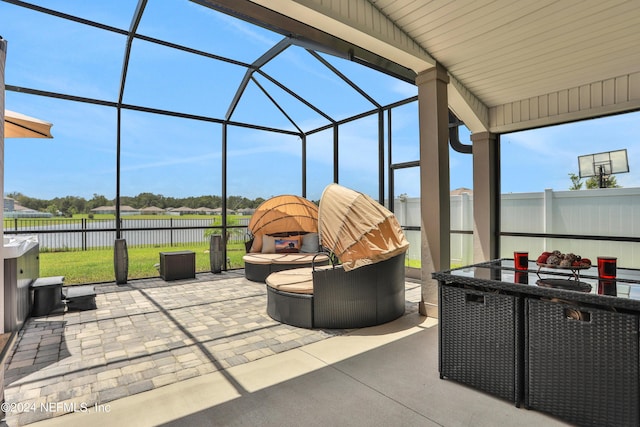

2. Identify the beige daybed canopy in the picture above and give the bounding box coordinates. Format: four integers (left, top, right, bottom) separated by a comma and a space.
248, 194, 318, 236
318, 183, 409, 271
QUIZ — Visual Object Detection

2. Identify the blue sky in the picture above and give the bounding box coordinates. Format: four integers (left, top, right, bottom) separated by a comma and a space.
2, 0, 639, 202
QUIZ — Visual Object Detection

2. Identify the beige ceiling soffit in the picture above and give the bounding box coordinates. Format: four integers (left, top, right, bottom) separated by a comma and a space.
489, 71, 640, 134
250, 0, 435, 73
447, 74, 489, 134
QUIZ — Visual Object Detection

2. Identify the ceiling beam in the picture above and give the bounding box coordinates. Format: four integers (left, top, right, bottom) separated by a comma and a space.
196, 0, 493, 135
213, 0, 489, 133
448, 74, 490, 133
244, 0, 435, 71
191, 0, 417, 83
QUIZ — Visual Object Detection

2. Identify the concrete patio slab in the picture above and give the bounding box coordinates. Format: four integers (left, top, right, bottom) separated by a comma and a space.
2, 271, 570, 426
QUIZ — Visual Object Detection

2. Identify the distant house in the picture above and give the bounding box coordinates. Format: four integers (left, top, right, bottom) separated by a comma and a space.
211, 207, 235, 215
237, 208, 255, 216
167, 206, 197, 216
450, 188, 473, 196
140, 206, 165, 215
91, 205, 140, 215
4, 197, 15, 212
14, 204, 38, 214
3, 198, 53, 218
196, 207, 216, 215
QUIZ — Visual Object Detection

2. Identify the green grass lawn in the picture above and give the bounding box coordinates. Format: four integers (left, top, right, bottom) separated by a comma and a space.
37, 236, 424, 285
7, 214, 251, 284
40, 243, 247, 284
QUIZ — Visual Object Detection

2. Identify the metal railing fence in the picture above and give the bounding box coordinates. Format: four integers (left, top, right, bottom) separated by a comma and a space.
3, 217, 250, 252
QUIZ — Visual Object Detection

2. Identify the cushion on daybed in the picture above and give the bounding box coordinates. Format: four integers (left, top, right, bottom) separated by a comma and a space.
249, 234, 263, 253
245, 253, 328, 266
243, 252, 331, 283
253, 232, 320, 254
271, 253, 323, 264
243, 253, 286, 265
261, 235, 276, 253
300, 232, 319, 253
275, 236, 300, 253
265, 265, 333, 294
266, 267, 314, 294
265, 265, 333, 295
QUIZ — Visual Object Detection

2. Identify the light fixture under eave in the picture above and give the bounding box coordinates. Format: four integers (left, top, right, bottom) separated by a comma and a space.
4, 109, 53, 139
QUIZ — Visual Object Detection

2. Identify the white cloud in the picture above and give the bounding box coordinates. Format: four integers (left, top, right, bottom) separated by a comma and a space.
390, 80, 417, 98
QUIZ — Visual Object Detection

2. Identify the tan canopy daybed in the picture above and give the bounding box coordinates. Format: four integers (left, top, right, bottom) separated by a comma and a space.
266, 184, 409, 328
243, 195, 329, 282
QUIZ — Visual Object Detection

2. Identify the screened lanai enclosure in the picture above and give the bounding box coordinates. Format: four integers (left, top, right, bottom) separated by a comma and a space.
6, 0, 639, 293
1, 0, 473, 279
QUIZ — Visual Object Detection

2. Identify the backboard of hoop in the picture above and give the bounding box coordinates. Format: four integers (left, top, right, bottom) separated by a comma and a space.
578, 149, 629, 178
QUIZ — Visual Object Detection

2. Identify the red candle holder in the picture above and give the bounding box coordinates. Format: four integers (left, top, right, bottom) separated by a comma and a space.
514, 251, 529, 271
597, 279, 617, 296
597, 256, 617, 279
514, 271, 529, 284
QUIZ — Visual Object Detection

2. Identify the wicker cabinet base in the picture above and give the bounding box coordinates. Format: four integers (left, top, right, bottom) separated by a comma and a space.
440, 284, 521, 404
526, 299, 639, 427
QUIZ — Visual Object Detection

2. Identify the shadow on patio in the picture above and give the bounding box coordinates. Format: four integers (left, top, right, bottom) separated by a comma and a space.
2, 272, 568, 426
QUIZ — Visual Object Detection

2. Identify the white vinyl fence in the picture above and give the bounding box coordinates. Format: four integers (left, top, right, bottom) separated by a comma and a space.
395, 187, 640, 269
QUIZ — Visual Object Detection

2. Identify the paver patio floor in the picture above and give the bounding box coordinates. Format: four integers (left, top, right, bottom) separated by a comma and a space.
2, 271, 421, 426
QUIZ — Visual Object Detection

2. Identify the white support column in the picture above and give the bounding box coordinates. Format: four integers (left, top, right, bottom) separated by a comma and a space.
0, 37, 7, 334
461, 192, 473, 265
471, 131, 499, 263
543, 188, 553, 252
416, 64, 449, 318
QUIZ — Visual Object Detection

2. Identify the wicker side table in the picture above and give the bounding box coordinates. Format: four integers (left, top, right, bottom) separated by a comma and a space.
439, 284, 522, 405
435, 259, 640, 425
526, 298, 639, 426
159, 251, 195, 281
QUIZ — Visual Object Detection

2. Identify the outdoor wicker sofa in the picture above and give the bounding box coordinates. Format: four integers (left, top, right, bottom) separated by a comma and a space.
265, 252, 406, 329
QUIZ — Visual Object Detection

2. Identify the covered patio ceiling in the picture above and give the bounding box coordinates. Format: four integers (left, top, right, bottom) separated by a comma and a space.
204, 0, 640, 135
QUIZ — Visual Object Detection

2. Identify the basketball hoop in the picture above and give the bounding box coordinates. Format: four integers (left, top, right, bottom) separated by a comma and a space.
578, 149, 629, 188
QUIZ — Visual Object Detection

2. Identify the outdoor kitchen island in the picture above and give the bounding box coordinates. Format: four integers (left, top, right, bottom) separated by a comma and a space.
433, 259, 640, 427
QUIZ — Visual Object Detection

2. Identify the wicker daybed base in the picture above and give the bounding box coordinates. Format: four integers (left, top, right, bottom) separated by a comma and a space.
266, 253, 406, 329
243, 253, 330, 282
